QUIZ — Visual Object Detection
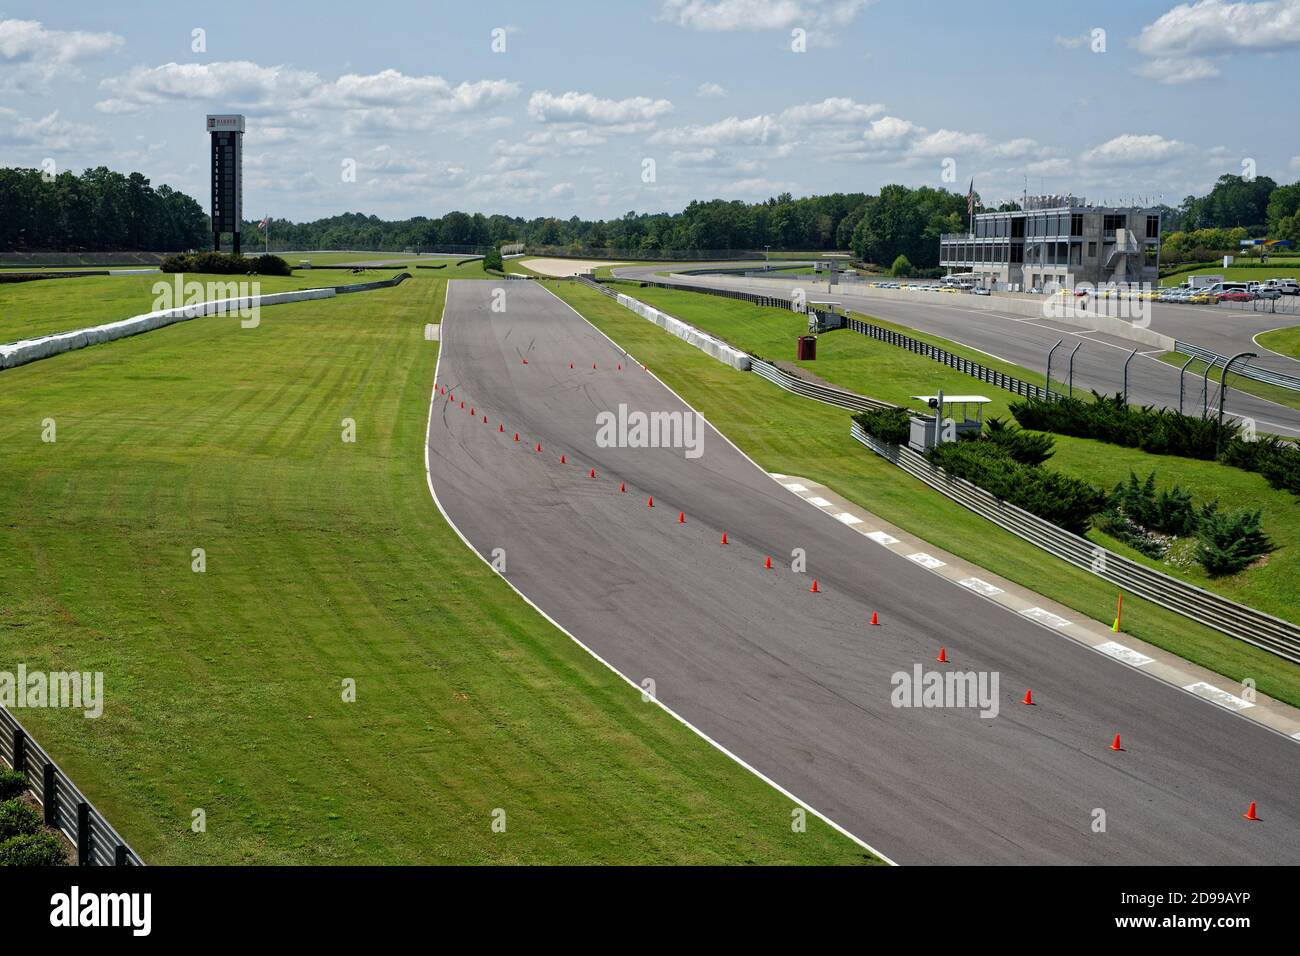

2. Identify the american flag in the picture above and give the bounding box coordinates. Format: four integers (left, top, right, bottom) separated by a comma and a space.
258, 217, 269, 229
966, 180, 974, 215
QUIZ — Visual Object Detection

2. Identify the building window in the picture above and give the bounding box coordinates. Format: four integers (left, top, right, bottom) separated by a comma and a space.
1071, 213, 1083, 237
1146, 215, 1160, 239
1087, 241, 1097, 258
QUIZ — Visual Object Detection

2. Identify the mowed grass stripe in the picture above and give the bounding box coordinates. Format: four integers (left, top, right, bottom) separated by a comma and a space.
0, 273, 874, 865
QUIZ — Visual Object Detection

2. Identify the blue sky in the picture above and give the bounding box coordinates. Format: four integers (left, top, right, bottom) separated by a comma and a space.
2, 0, 1299, 221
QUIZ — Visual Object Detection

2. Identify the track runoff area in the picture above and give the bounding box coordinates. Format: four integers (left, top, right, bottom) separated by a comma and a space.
12, 276, 1291, 937
423, 283, 1293, 873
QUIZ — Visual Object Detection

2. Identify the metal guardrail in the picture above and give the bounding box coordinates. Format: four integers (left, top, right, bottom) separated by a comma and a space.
584, 274, 1300, 663
750, 359, 893, 412
0, 706, 143, 865
620, 277, 1055, 402
849, 423, 1300, 664
1175, 339, 1300, 391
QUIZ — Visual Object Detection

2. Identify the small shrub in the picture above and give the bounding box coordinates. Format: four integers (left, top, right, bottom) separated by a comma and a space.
0, 800, 42, 842
482, 246, 504, 272
160, 251, 290, 276
1194, 505, 1275, 576
983, 417, 1055, 466
0, 832, 67, 867
853, 407, 911, 445
890, 254, 914, 278
0, 770, 27, 802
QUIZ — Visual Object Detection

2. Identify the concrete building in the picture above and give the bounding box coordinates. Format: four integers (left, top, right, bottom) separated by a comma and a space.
939, 195, 1161, 291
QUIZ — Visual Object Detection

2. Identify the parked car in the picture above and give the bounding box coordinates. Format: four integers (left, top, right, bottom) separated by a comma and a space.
1254, 288, 1282, 300
1217, 291, 1255, 302
972, 287, 991, 296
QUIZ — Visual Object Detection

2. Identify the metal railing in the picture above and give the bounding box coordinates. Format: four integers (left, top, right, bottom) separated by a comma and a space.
621, 276, 1054, 401
0, 706, 143, 865
1175, 339, 1300, 391
849, 423, 1300, 663
750, 359, 894, 412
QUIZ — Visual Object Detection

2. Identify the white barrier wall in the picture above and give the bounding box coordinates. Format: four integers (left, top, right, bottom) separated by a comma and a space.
615, 292, 752, 371
671, 273, 1178, 351
0, 288, 337, 371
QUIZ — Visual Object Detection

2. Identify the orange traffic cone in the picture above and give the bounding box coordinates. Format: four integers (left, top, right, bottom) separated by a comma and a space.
1022, 689, 1034, 706
619, 482, 626, 493
936, 647, 948, 663
459, 401, 464, 409
470, 407, 475, 415
588, 468, 596, 478
521, 358, 528, 364
1243, 802, 1260, 821
678, 511, 686, 523
1110, 734, 1123, 752
720, 532, 728, 544
499, 424, 504, 432
869, 611, 879, 626
647, 496, 654, 507
560, 454, 566, 464
1113, 593, 1123, 632
764, 556, 773, 569
482, 416, 488, 424
535, 442, 542, 452
617, 363, 622, 370
513, 432, 520, 442
810, 579, 820, 593
569, 362, 574, 369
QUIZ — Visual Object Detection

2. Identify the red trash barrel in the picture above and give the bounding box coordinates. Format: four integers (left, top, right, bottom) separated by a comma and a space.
797, 335, 817, 361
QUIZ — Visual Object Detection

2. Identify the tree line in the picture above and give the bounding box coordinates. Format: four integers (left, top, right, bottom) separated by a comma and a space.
0, 166, 209, 252
5, 164, 1300, 268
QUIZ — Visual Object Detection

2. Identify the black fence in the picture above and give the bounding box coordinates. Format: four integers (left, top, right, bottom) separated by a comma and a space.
0, 706, 142, 866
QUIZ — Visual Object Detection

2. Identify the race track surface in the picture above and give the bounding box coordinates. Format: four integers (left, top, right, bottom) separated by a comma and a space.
612, 265, 1300, 438
426, 279, 1300, 864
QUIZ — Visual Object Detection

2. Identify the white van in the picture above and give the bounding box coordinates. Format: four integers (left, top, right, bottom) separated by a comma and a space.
1261, 278, 1299, 296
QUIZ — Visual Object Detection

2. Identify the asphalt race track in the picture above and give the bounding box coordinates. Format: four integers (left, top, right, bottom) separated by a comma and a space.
425, 279, 1300, 864
611, 264, 1300, 439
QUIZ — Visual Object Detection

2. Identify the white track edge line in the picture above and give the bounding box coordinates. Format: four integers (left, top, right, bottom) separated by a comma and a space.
427, 279, 898, 865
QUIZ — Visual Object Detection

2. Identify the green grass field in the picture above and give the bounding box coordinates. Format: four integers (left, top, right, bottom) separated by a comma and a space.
558, 282, 1300, 703
1160, 264, 1300, 286
0, 272, 873, 865
1256, 324, 1300, 360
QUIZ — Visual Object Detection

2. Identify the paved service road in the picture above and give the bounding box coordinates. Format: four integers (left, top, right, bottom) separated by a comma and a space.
612, 265, 1300, 438
426, 279, 1300, 864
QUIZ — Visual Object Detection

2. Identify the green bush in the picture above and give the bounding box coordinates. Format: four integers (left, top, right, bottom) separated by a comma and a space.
1107, 471, 1198, 537
0, 832, 67, 866
890, 254, 914, 278
1009, 392, 1232, 461
981, 417, 1055, 466
0, 800, 42, 841
853, 407, 911, 445
1195, 505, 1275, 576
0, 770, 27, 802
160, 251, 291, 275
927, 439, 1105, 534
1221, 435, 1300, 495
482, 247, 505, 272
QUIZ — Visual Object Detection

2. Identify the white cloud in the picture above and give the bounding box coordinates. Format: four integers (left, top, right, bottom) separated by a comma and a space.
651, 113, 778, 146
861, 115, 919, 148
1082, 133, 1189, 165
1134, 55, 1222, 84
0, 18, 123, 65
778, 96, 884, 126
527, 90, 673, 126
659, 0, 870, 31
1137, 0, 1300, 56
0, 107, 108, 151
310, 71, 519, 112
696, 82, 728, 98
909, 128, 991, 157
97, 61, 321, 113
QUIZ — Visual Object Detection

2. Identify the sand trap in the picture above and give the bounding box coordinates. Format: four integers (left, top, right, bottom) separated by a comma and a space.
524, 258, 628, 277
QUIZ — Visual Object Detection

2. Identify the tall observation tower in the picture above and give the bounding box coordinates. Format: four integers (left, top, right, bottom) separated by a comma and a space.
206, 114, 245, 254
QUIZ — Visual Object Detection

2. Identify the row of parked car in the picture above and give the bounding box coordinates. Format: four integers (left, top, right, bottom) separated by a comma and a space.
1158, 278, 1298, 305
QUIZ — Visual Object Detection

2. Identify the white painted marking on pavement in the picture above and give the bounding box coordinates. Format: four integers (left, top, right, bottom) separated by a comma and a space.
866, 531, 899, 545
959, 577, 1003, 596
782, 482, 808, 492
1095, 641, 1154, 667
834, 512, 863, 525
1183, 681, 1255, 711
907, 552, 945, 569
1021, 607, 1071, 628
807, 496, 833, 507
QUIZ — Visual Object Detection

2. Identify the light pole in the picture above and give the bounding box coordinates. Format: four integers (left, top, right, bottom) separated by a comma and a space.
1044, 339, 1064, 399
1217, 352, 1257, 456
1122, 348, 1138, 405
1067, 342, 1081, 398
